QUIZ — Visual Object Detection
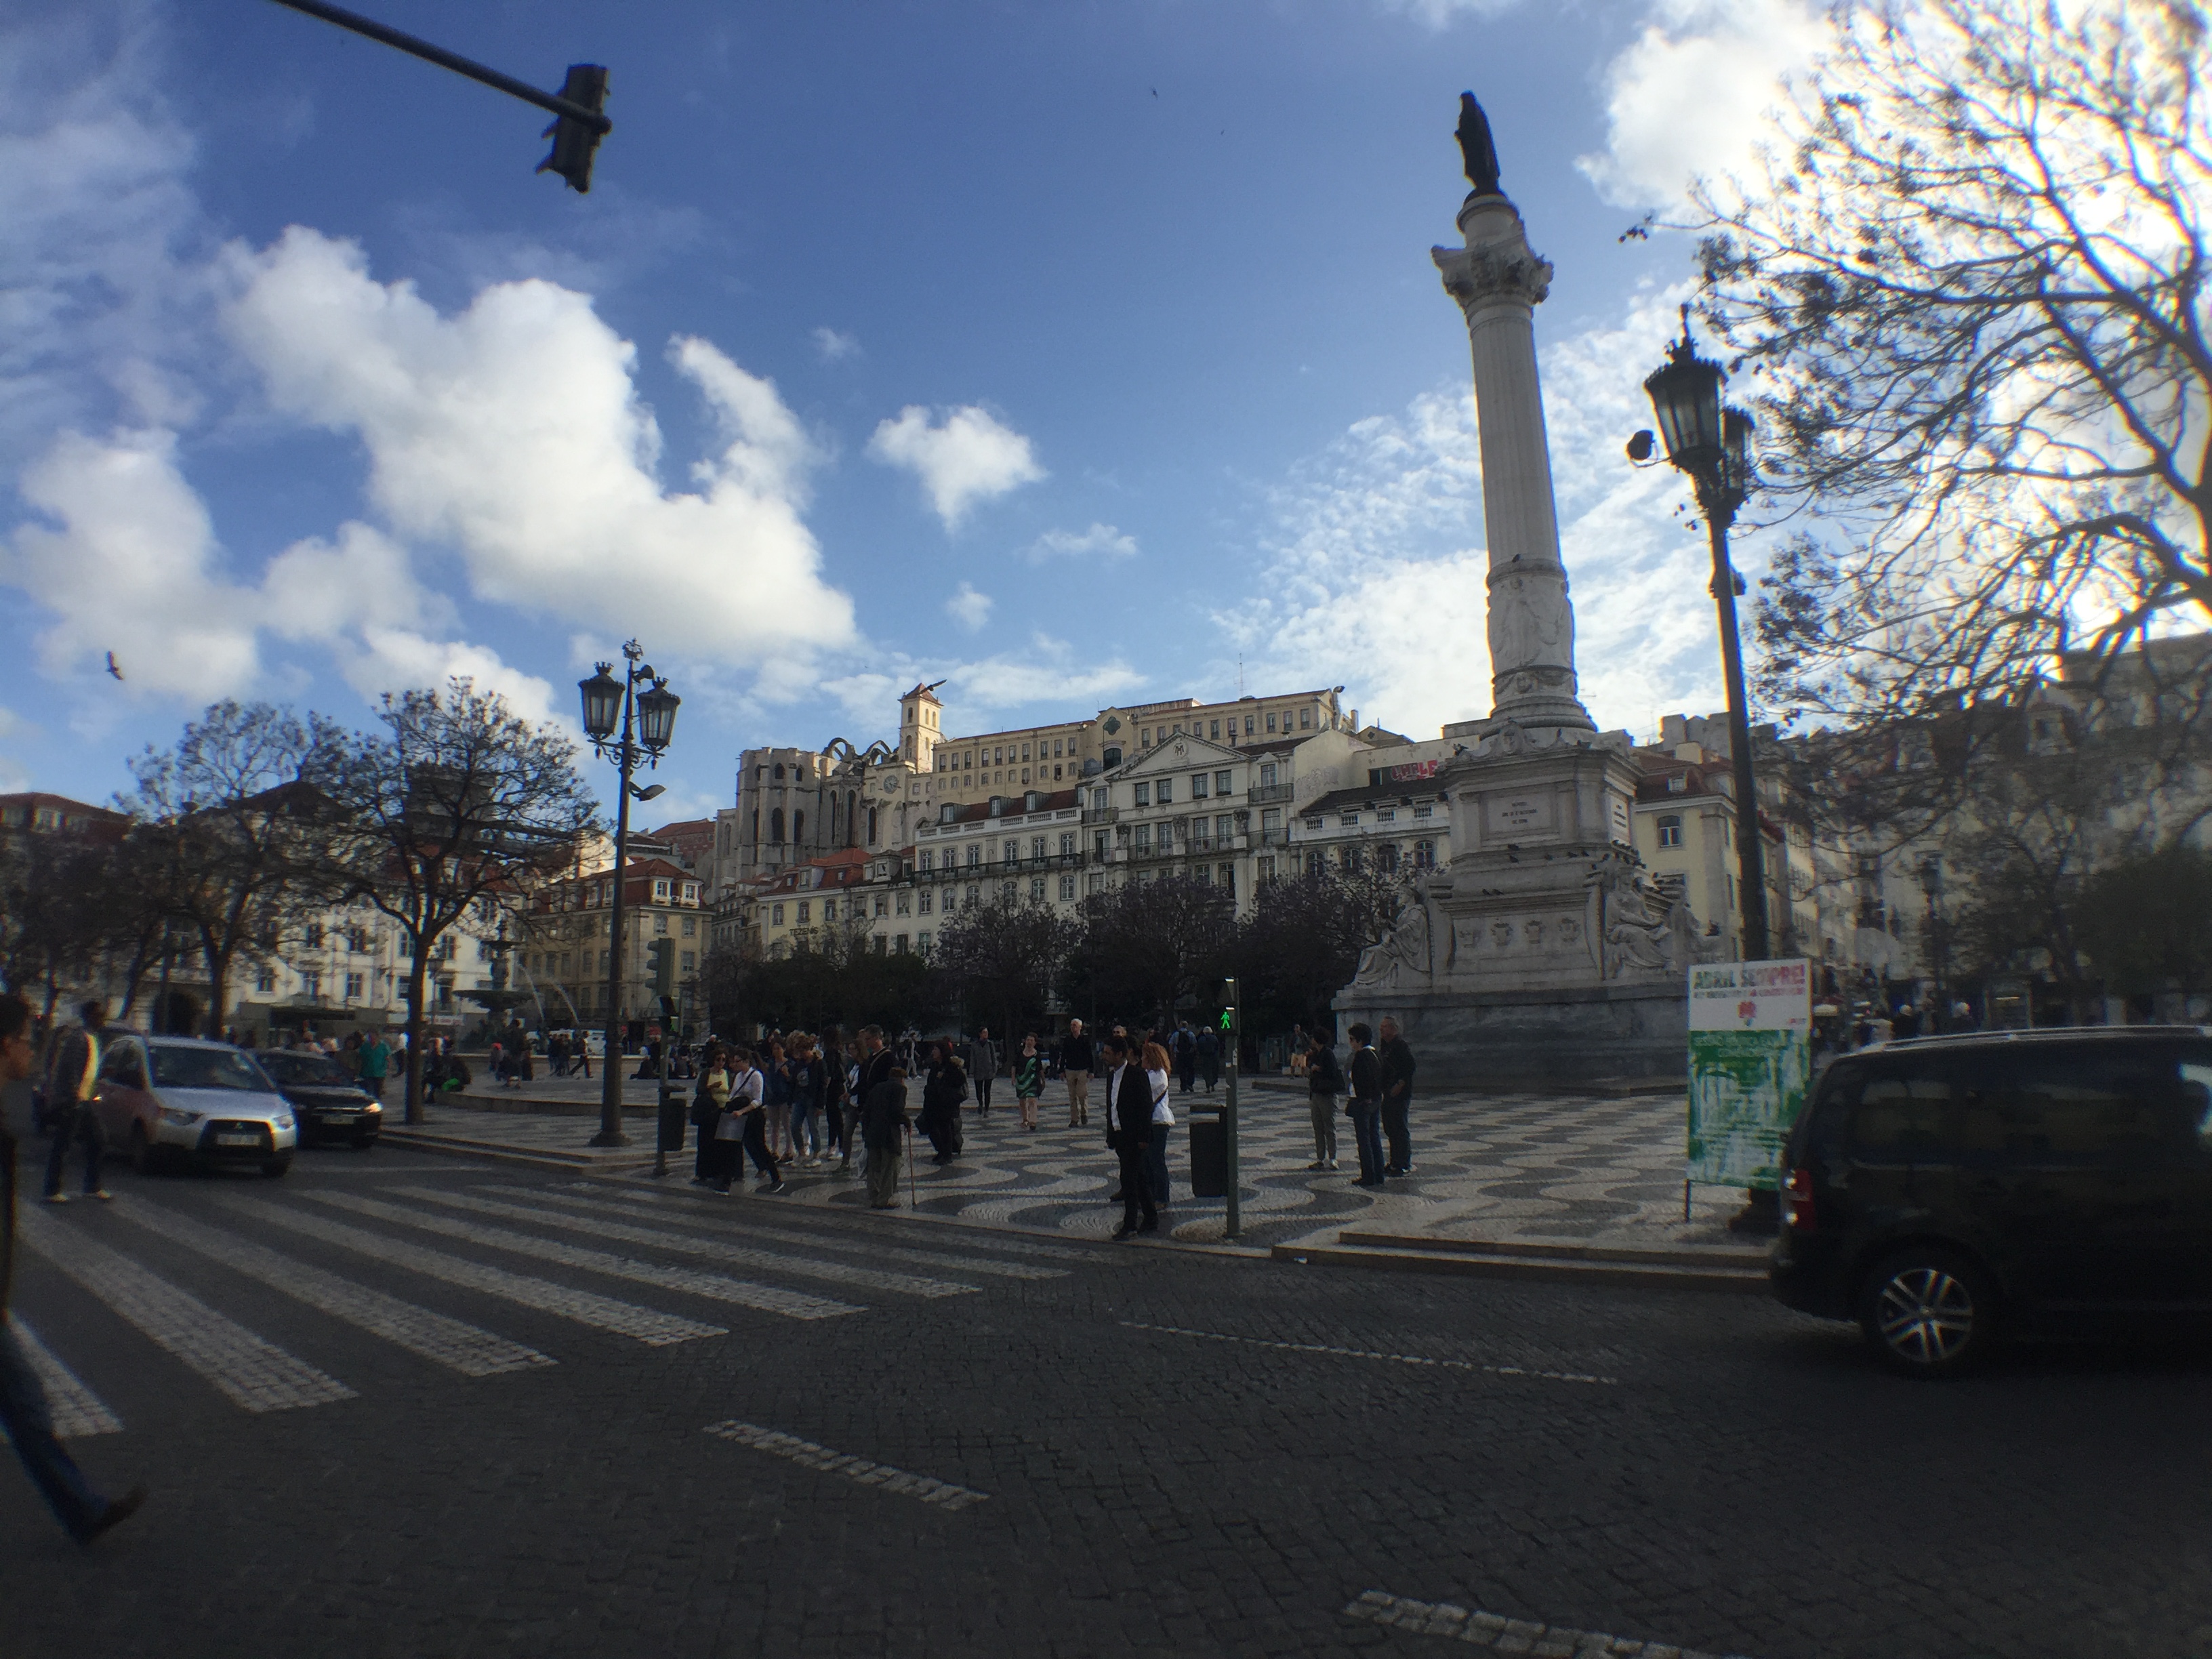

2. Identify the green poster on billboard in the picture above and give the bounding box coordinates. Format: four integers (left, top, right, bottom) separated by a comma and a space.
1687, 958, 1812, 1191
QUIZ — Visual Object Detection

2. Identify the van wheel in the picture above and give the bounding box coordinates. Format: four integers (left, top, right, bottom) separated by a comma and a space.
1859, 1246, 1994, 1377
130, 1123, 162, 1176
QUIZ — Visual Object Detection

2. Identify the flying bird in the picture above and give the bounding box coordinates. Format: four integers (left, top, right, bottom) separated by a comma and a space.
105, 652, 123, 681
1151, 87, 1158, 97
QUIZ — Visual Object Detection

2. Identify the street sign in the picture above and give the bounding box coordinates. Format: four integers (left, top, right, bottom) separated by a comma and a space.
1687, 958, 1811, 1192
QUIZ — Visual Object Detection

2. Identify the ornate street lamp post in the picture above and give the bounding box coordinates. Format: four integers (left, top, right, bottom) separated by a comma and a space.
577, 641, 680, 1147
1631, 309, 1770, 962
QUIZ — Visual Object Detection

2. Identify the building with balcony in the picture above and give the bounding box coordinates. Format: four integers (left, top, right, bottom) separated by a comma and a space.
521, 856, 703, 1027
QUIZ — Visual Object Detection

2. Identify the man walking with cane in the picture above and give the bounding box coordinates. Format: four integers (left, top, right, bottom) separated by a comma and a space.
1, 993, 147, 1542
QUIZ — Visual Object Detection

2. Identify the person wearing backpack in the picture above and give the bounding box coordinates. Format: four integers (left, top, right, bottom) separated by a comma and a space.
1305, 1032, 1343, 1172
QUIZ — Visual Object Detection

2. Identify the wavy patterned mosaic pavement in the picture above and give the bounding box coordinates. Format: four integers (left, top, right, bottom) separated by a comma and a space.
651, 1082, 1743, 1252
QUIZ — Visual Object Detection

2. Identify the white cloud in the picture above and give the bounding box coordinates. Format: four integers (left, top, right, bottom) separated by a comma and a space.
222, 227, 857, 676
949, 636, 1144, 710
2, 426, 569, 736
1576, 0, 1830, 211
1026, 522, 1137, 562
812, 326, 860, 362
1229, 283, 1740, 742
867, 404, 1045, 529
0, 9, 208, 455
945, 582, 994, 632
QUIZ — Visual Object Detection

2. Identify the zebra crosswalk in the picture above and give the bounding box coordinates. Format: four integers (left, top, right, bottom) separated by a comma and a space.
5, 1177, 1106, 1439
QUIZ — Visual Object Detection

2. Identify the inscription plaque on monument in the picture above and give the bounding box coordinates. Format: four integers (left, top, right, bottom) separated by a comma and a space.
1484, 792, 1557, 838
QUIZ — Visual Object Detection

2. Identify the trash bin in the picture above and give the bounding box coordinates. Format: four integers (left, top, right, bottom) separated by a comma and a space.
1187, 1110, 1226, 1198
657, 1092, 687, 1155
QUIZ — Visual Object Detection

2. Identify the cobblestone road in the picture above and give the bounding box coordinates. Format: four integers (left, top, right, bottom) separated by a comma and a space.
7, 1134, 2212, 1659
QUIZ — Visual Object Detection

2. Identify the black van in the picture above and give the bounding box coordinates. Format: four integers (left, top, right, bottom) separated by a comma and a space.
1769, 1027, 2212, 1376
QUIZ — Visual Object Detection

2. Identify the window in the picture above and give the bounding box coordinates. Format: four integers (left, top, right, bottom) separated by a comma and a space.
1260, 762, 1277, 787
1054, 739, 1063, 756
1244, 715, 1255, 733
1378, 808, 1396, 823
682, 882, 699, 903
302, 972, 321, 1001
966, 845, 981, 869
793, 811, 804, 841
346, 927, 369, 954
1414, 839, 1437, 871
682, 916, 697, 936
874, 936, 888, 956
398, 935, 413, 959
874, 894, 888, 917
1658, 815, 1684, 848
1338, 811, 1359, 827
1031, 836, 1047, 861
1059, 832, 1076, 857
1141, 729, 1152, 746
1376, 844, 1400, 874
966, 884, 980, 907
304, 922, 324, 949
796, 900, 811, 924
919, 890, 933, 915
914, 933, 928, 954
1209, 720, 1221, 739
771, 903, 785, 925
771, 808, 785, 842
1216, 771, 1233, 795
1216, 814, 1233, 842
1267, 712, 1277, 732
1414, 804, 1433, 819
1002, 840, 1019, 865
680, 951, 695, 972
1191, 773, 1208, 799
255, 968, 277, 994
1343, 846, 1365, 872
1135, 824, 1153, 851
1258, 856, 1276, 882
1300, 708, 1313, 728
1134, 783, 1151, 806
1158, 779, 1173, 804
1030, 878, 1046, 901
1219, 864, 1235, 897
1059, 875, 1077, 900
921, 849, 935, 872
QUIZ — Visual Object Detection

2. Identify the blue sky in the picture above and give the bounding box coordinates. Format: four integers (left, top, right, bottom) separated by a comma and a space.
1, 0, 1826, 822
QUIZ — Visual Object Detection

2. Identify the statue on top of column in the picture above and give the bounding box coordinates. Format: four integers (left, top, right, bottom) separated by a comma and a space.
1456, 91, 1501, 197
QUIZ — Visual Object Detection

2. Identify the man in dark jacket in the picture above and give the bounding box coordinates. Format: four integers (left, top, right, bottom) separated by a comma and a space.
861, 1067, 909, 1209
918, 1043, 966, 1163
2, 993, 147, 1542
1058, 1019, 1093, 1128
1378, 1017, 1417, 1176
1101, 1034, 1158, 1240
1345, 1023, 1386, 1188
41, 1000, 109, 1204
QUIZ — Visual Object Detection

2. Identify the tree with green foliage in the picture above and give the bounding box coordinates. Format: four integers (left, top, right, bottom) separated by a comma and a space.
2077, 844, 2212, 1002
931, 890, 1083, 1044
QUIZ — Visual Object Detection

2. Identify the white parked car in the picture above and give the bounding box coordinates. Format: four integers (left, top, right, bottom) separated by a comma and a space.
91, 1036, 299, 1178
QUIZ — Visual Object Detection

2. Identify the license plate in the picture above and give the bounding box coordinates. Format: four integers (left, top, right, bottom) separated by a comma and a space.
214, 1132, 260, 1147
321, 1111, 354, 1120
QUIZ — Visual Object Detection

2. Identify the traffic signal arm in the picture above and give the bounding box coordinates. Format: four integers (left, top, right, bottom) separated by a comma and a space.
264, 0, 611, 188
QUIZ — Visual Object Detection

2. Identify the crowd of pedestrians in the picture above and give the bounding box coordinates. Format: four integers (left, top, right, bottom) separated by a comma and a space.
667, 1012, 1417, 1243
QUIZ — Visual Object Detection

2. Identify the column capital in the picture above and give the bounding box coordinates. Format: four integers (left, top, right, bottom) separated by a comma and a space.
1432, 243, 1553, 312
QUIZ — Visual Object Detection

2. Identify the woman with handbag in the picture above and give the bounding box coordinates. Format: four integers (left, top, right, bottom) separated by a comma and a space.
1013, 1034, 1044, 1132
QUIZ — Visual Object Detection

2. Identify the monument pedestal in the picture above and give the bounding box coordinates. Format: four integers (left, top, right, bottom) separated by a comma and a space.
1336, 725, 1717, 1088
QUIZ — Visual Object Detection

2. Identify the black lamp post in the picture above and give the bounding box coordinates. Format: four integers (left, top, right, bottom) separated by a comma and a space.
577, 640, 680, 1147
1631, 308, 1770, 962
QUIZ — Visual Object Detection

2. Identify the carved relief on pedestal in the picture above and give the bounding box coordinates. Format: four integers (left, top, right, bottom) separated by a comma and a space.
1350, 885, 1438, 991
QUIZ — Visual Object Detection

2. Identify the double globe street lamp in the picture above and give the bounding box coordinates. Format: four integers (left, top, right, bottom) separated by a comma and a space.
577, 642, 680, 1147
1629, 308, 1771, 962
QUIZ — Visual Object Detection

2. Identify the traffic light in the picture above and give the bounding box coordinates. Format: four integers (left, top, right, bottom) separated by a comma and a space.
1219, 977, 1239, 1038
646, 938, 674, 996
537, 64, 609, 192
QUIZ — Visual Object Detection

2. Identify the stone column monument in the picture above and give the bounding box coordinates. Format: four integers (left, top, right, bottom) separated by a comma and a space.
1433, 93, 1595, 741
1332, 94, 1718, 1088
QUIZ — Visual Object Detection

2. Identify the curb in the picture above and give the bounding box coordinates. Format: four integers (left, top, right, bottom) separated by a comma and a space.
1272, 1230, 1769, 1294
375, 1128, 661, 1174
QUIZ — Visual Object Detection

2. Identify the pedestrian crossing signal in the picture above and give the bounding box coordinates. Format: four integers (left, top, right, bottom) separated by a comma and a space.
538, 64, 610, 192
646, 938, 674, 996
1218, 977, 1238, 1036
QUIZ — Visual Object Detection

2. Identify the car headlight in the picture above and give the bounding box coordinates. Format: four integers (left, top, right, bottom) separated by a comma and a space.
158, 1107, 199, 1127
274, 1113, 295, 1130
364, 1103, 383, 1113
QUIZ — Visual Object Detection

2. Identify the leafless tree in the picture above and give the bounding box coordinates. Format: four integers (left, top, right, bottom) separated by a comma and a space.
1694, 0, 2212, 830
122, 701, 339, 1040
308, 681, 596, 1123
